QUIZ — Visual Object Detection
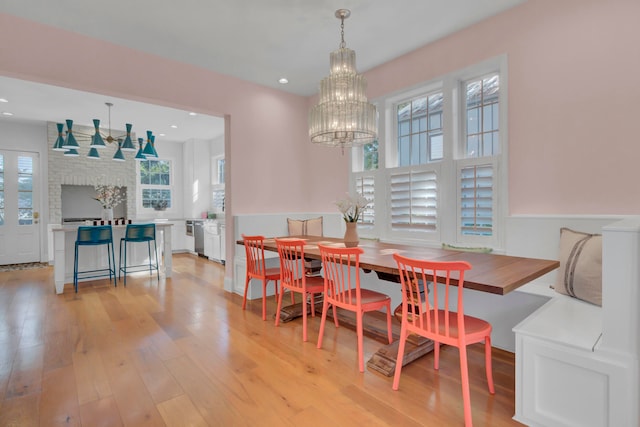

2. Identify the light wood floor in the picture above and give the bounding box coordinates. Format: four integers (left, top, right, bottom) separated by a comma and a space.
0, 254, 524, 426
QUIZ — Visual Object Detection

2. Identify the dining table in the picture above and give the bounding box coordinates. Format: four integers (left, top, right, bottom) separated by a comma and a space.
240, 235, 560, 375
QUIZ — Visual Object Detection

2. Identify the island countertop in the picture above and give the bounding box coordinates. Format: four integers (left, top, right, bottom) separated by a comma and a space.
51, 223, 173, 294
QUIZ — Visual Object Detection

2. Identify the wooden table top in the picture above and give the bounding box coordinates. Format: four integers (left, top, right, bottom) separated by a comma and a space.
240, 235, 559, 296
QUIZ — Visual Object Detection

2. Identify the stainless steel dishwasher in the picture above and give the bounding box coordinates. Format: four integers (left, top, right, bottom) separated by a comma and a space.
193, 220, 205, 256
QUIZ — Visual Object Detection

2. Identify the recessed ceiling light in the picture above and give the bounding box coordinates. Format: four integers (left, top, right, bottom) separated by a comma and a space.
2, 112, 13, 116
188, 112, 197, 116
159, 133, 166, 137
0, 98, 8, 103
170, 125, 178, 129
279, 78, 289, 84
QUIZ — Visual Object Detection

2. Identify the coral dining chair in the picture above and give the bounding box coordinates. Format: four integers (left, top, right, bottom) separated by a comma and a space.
274, 238, 324, 341
317, 244, 393, 372
392, 253, 495, 427
242, 234, 282, 320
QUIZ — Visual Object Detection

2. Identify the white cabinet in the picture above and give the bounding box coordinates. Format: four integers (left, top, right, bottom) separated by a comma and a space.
169, 220, 186, 251
204, 221, 224, 264
183, 139, 212, 219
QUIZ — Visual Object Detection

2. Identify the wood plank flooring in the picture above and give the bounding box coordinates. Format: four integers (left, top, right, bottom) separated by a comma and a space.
0, 254, 524, 426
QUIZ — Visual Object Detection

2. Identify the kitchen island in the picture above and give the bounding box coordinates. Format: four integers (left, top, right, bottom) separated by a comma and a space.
51, 222, 173, 294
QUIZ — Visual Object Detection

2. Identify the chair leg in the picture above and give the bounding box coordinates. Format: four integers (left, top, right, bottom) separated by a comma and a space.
392, 321, 409, 390
109, 242, 116, 287
118, 239, 123, 280
123, 241, 128, 286
385, 302, 393, 344
317, 299, 329, 349
459, 346, 473, 427
274, 285, 285, 327
332, 304, 339, 328
356, 311, 364, 372
261, 279, 268, 320
242, 275, 250, 310
485, 336, 495, 394
310, 293, 315, 317
74, 244, 79, 293
302, 290, 308, 342
147, 241, 153, 276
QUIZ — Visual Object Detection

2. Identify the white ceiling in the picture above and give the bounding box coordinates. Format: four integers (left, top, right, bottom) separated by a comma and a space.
0, 0, 524, 142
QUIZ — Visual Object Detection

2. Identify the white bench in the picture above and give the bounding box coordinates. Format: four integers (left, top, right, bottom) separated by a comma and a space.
511, 217, 639, 427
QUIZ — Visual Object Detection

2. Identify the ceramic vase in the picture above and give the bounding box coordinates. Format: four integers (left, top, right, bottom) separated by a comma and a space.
343, 222, 359, 247
102, 208, 114, 222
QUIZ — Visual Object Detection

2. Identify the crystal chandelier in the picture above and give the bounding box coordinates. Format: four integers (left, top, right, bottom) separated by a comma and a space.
52, 102, 158, 161
309, 9, 377, 148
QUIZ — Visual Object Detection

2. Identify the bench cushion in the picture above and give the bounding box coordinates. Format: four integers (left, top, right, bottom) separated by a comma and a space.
554, 227, 602, 306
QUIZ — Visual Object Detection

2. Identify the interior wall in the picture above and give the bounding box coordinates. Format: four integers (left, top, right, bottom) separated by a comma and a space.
4, 1, 638, 217
363, 0, 640, 215
46, 122, 137, 223
0, 13, 348, 218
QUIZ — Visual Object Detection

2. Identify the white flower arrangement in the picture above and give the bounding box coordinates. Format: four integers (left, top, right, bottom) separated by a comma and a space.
335, 192, 371, 223
94, 184, 124, 209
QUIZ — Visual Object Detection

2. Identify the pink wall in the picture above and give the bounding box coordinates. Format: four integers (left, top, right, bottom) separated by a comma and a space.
0, 13, 348, 216
3, 0, 639, 217
365, 0, 640, 215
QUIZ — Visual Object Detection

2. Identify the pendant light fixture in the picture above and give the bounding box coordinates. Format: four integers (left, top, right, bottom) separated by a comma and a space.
309, 9, 378, 148
55, 102, 157, 161
135, 138, 147, 161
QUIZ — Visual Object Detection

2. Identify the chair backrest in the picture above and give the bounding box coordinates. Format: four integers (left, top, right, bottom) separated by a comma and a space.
275, 238, 306, 291
318, 244, 364, 307
242, 234, 269, 279
393, 253, 472, 340
125, 223, 156, 241
76, 225, 113, 245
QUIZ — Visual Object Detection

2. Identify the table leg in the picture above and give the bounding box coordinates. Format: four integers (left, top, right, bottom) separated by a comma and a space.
366, 335, 434, 377
278, 298, 435, 377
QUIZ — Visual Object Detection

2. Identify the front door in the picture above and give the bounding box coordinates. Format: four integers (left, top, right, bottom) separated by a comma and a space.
0, 150, 41, 264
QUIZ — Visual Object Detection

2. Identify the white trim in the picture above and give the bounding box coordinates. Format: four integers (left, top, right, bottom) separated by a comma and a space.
350, 55, 507, 248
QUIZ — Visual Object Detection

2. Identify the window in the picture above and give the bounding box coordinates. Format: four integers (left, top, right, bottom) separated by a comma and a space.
363, 140, 379, 171
397, 93, 443, 166
351, 57, 505, 247
211, 155, 225, 213
139, 159, 172, 210
465, 75, 500, 158
18, 156, 34, 225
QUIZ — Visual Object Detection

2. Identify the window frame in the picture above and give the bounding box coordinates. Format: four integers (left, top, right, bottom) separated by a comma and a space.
350, 55, 508, 250
137, 157, 175, 213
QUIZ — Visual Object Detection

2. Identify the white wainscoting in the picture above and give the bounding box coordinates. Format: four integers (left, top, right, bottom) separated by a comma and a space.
231, 214, 629, 351
231, 213, 343, 299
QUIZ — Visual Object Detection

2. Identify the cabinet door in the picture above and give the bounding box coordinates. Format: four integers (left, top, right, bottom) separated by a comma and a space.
211, 234, 221, 261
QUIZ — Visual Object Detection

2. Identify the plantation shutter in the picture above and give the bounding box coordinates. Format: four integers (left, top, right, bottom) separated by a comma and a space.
460, 164, 493, 236
390, 169, 437, 231
355, 175, 375, 224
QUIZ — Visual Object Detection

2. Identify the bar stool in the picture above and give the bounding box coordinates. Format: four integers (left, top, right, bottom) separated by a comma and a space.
74, 225, 116, 293
118, 223, 159, 285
